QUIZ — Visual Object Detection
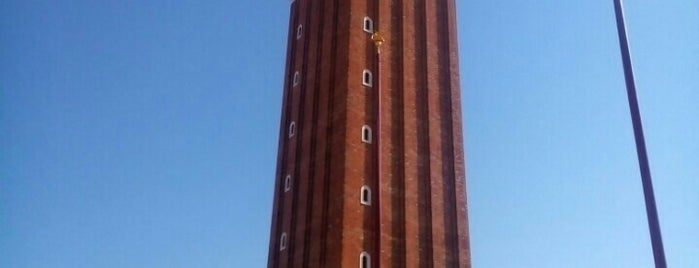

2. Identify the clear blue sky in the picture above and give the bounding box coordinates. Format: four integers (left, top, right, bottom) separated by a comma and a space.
1, 1, 696, 267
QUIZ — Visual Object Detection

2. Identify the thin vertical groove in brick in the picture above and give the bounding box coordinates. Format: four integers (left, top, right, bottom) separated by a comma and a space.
301, 0, 326, 266
306, 0, 334, 264
319, 0, 340, 266
326, 0, 350, 264
436, 0, 459, 265
370, 1, 381, 267
400, 1, 420, 266
438, 0, 460, 267
416, 0, 433, 266
295, 0, 321, 265
389, 0, 407, 266
425, 0, 447, 264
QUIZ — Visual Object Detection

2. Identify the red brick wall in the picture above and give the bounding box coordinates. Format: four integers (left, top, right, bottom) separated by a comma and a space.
268, 0, 470, 267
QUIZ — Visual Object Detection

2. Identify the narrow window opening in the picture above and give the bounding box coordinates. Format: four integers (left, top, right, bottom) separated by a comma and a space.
280, 232, 288, 251
360, 252, 371, 268
296, 24, 303, 40
361, 125, 372, 144
289, 121, 296, 138
284, 175, 292, 192
362, 70, 373, 87
293, 71, 300, 87
360, 185, 371, 205
363, 17, 374, 33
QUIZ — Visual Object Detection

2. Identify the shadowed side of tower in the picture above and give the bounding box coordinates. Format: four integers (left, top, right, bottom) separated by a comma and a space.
267, 0, 470, 267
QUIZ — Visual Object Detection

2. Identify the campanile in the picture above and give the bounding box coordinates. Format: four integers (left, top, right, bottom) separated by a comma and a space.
267, 0, 470, 267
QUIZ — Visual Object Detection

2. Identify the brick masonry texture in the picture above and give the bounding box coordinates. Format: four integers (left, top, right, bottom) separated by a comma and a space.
267, 0, 471, 267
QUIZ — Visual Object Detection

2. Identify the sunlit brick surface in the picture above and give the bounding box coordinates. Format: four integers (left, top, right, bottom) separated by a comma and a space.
268, 0, 470, 267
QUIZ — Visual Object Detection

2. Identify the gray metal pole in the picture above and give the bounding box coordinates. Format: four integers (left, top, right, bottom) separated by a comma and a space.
612, 1, 667, 267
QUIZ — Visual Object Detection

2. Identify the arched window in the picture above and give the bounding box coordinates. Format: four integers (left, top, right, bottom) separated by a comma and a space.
280, 232, 288, 251
293, 71, 301, 87
362, 69, 373, 87
289, 121, 296, 138
361, 125, 372, 144
363, 17, 374, 33
360, 185, 371, 205
284, 175, 292, 192
296, 24, 303, 40
359, 251, 371, 268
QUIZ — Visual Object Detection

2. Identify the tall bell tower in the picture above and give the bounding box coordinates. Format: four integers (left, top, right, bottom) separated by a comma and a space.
267, 0, 471, 267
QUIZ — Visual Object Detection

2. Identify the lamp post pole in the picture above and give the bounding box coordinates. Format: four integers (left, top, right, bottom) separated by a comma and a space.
613, 1, 667, 267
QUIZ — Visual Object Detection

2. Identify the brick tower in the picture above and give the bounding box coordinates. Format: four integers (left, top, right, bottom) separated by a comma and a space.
267, 0, 470, 267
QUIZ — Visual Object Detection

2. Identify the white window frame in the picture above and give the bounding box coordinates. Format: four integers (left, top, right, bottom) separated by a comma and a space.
360, 185, 371, 205
280, 232, 288, 251
289, 121, 296, 138
284, 175, 292, 192
361, 125, 372, 144
293, 71, 301, 87
362, 69, 373, 87
359, 251, 371, 268
296, 24, 303, 40
363, 17, 374, 33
